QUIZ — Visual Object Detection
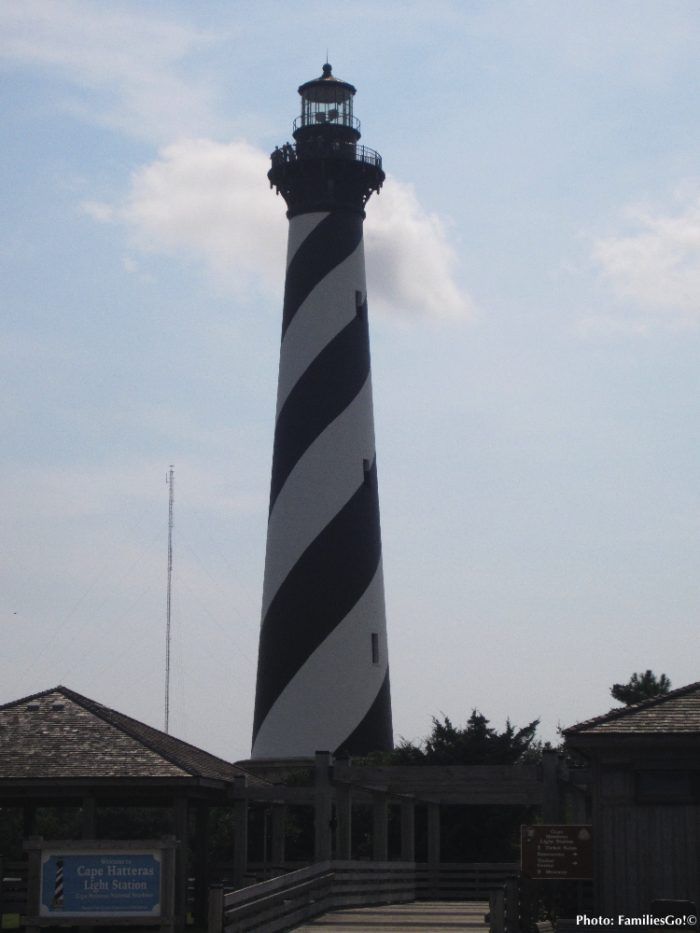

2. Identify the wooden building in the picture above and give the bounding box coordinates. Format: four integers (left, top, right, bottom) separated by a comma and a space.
563, 681, 700, 914
0, 685, 268, 929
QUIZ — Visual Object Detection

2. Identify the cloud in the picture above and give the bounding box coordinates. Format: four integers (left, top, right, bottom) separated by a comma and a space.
592, 187, 700, 323
0, 0, 220, 142
86, 138, 286, 298
85, 138, 475, 320
367, 178, 475, 319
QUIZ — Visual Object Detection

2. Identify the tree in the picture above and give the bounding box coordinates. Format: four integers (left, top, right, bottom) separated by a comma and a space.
387, 710, 540, 766
611, 670, 671, 706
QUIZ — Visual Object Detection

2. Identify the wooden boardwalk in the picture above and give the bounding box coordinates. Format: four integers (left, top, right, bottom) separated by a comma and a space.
293, 900, 489, 931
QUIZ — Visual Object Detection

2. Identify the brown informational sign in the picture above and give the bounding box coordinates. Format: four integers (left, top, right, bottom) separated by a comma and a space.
521, 824, 593, 880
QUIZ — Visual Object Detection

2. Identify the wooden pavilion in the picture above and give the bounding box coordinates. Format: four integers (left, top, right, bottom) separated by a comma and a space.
0, 685, 268, 929
563, 680, 700, 914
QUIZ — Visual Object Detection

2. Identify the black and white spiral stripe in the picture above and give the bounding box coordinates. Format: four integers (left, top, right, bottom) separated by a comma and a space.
252, 209, 393, 758
53, 859, 65, 909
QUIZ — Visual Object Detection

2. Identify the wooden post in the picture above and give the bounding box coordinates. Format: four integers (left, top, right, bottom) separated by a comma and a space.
173, 796, 188, 933
81, 796, 96, 838
261, 806, 271, 879
21, 806, 41, 932
160, 835, 178, 933
427, 802, 440, 898
81, 801, 97, 933
24, 838, 42, 933
504, 876, 519, 933
489, 887, 505, 933
569, 787, 588, 823
270, 802, 286, 868
335, 784, 352, 860
207, 883, 223, 933
372, 792, 388, 862
541, 749, 561, 822
232, 775, 248, 889
193, 804, 209, 926
400, 799, 415, 862
23, 805, 36, 837
314, 751, 333, 862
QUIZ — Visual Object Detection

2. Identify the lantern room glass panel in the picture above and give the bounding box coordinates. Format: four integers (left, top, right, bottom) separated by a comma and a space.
300, 85, 354, 127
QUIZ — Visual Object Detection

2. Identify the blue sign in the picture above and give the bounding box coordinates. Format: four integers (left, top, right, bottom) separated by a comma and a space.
40, 851, 161, 917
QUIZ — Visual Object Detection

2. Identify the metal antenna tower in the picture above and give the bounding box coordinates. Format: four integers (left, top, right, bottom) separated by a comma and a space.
165, 465, 174, 733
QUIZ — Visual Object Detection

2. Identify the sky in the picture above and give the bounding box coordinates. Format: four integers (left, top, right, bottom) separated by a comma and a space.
2, 0, 699, 762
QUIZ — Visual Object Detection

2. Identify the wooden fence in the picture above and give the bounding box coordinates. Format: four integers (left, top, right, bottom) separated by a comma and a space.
213, 859, 517, 900
208, 860, 415, 933
415, 862, 519, 900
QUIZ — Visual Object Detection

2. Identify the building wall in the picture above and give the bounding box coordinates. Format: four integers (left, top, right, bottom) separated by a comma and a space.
593, 756, 700, 914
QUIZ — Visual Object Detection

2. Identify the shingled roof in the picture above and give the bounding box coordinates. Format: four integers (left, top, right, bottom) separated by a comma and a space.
0, 685, 264, 784
563, 680, 700, 737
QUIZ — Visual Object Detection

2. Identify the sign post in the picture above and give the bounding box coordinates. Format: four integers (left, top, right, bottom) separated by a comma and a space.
24, 838, 177, 932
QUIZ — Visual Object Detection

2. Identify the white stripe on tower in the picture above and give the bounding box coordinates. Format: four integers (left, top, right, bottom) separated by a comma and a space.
261, 376, 375, 620
254, 564, 388, 757
252, 209, 392, 758
276, 240, 364, 414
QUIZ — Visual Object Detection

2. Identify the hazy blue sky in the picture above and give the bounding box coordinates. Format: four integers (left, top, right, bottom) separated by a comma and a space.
2, 0, 699, 760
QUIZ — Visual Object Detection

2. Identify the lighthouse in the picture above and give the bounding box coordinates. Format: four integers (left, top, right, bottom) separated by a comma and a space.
251, 64, 393, 759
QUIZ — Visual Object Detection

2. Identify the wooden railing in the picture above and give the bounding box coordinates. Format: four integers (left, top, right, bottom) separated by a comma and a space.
212, 859, 517, 898
416, 862, 519, 900
208, 859, 415, 933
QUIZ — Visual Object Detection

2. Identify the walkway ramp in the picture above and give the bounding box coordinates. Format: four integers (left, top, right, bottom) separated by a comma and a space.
294, 899, 489, 931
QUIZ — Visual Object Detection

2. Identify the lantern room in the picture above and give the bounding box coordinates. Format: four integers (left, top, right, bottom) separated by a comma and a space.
293, 63, 361, 139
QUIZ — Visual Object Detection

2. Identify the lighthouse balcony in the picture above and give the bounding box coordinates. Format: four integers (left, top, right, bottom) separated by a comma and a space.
268, 138, 385, 212
271, 139, 383, 172
293, 113, 361, 132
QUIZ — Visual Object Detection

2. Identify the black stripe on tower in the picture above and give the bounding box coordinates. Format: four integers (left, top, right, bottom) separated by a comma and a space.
335, 668, 393, 756
253, 457, 382, 742
269, 312, 370, 512
282, 212, 363, 336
